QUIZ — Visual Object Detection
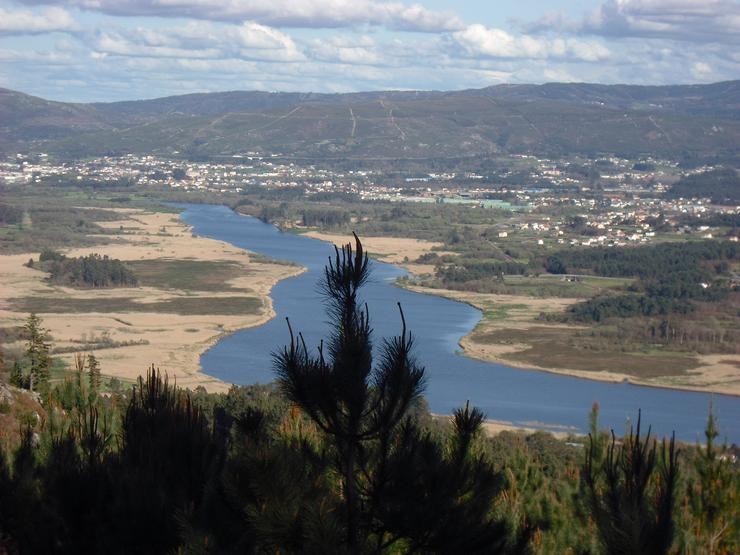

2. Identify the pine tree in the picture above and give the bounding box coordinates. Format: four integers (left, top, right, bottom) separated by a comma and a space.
24, 313, 51, 395
275, 234, 425, 549
87, 353, 101, 400
74, 352, 87, 408
583, 411, 679, 555
9, 361, 24, 388
686, 406, 739, 554
274, 235, 514, 552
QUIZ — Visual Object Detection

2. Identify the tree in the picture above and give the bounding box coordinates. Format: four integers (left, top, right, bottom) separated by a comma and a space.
9, 361, 25, 389
684, 406, 739, 554
583, 411, 679, 555
24, 313, 51, 395
87, 353, 101, 400
275, 234, 425, 549
274, 235, 514, 552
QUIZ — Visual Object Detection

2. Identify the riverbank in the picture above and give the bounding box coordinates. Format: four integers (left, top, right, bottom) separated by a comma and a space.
0, 207, 303, 392
301, 230, 451, 276
296, 230, 740, 396
405, 285, 740, 397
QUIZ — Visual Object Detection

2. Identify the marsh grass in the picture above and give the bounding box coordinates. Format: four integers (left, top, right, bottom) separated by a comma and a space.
10, 295, 262, 316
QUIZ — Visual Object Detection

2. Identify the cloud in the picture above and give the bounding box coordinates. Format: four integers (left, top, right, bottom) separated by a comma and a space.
0, 6, 77, 35
16, 0, 465, 32
451, 24, 610, 62
527, 0, 740, 44
309, 35, 383, 66
90, 21, 305, 62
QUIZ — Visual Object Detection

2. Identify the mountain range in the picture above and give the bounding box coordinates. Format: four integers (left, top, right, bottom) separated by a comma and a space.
1, 81, 739, 162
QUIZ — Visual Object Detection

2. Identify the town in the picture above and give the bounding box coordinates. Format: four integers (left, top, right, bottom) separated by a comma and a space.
3, 152, 737, 250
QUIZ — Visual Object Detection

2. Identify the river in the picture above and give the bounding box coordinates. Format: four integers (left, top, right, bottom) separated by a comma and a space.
179, 204, 740, 443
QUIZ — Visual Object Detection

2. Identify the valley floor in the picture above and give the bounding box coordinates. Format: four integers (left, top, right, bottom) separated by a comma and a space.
0, 208, 303, 392
305, 230, 740, 397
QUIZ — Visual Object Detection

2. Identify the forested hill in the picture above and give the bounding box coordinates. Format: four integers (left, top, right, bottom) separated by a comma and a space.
1, 81, 739, 161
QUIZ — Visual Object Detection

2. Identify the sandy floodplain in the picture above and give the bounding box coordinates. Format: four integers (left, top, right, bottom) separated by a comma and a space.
302, 231, 453, 276
0, 208, 303, 392
406, 285, 740, 397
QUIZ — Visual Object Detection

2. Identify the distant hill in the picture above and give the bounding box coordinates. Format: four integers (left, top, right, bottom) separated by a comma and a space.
1, 81, 738, 162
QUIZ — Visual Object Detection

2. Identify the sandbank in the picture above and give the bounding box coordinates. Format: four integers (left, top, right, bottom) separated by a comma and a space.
301, 230, 452, 276
404, 285, 740, 397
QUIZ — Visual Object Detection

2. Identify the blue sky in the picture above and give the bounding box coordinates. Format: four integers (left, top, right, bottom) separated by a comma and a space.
0, 0, 738, 102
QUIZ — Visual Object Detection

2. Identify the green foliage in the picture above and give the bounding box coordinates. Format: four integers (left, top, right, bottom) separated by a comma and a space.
437, 260, 528, 284
0, 198, 121, 255
38, 252, 139, 288
301, 206, 350, 227
24, 313, 51, 395
583, 411, 679, 554
0, 203, 23, 226
678, 407, 739, 554
547, 241, 737, 322
666, 168, 740, 205
39, 248, 65, 262
87, 353, 101, 400
274, 235, 522, 552
544, 240, 736, 280
116, 367, 224, 553
0, 242, 736, 552
9, 361, 26, 389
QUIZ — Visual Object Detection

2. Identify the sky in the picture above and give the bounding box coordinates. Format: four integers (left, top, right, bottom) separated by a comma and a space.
0, 0, 738, 102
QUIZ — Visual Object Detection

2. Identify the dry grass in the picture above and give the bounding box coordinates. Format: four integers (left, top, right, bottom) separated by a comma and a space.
0, 208, 303, 392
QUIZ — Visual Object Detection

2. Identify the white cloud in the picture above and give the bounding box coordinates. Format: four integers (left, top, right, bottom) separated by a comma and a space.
690, 61, 713, 79
90, 21, 305, 62
93, 31, 223, 59
16, 0, 465, 32
0, 7, 77, 35
451, 24, 610, 62
527, 0, 740, 44
3, 1, 739, 102
310, 36, 383, 65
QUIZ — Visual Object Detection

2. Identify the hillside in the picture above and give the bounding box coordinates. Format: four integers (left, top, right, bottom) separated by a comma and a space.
1, 81, 739, 161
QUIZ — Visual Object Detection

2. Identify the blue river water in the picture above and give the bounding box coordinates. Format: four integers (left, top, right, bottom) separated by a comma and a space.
179, 204, 740, 443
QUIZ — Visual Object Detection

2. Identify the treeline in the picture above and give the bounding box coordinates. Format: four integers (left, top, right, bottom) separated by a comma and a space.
0, 195, 122, 255
542, 241, 736, 322
679, 212, 740, 229
666, 168, 740, 204
566, 292, 694, 323
300, 207, 351, 227
40, 176, 138, 190
0, 204, 23, 226
436, 260, 528, 284
543, 240, 736, 280
29, 250, 138, 288
574, 316, 740, 355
